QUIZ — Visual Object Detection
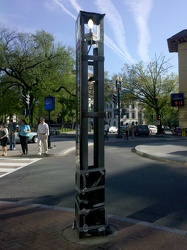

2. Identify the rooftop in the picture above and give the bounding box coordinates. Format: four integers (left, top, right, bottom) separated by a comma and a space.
167, 29, 187, 52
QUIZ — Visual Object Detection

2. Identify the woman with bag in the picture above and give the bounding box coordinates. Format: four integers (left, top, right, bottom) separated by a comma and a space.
18, 119, 31, 156
0, 122, 9, 156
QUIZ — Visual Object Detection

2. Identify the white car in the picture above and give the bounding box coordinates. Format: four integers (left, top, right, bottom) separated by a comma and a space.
109, 126, 118, 133
14, 131, 38, 143
148, 125, 157, 134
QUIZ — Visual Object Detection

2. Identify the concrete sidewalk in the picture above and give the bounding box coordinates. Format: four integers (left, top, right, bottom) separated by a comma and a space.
135, 137, 187, 165
5, 134, 187, 165
3, 138, 76, 158
1, 135, 187, 249
1, 201, 187, 250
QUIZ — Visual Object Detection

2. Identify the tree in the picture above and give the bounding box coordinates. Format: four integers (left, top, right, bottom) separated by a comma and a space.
0, 26, 75, 125
121, 55, 178, 132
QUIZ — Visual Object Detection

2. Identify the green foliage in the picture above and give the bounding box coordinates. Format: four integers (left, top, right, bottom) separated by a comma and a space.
0, 25, 76, 125
104, 72, 116, 103
58, 95, 76, 126
121, 55, 179, 128
0, 88, 20, 119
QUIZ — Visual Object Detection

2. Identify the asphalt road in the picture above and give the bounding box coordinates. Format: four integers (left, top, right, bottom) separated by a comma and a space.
0, 135, 187, 232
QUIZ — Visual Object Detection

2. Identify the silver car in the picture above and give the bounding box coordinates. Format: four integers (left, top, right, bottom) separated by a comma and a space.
14, 131, 38, 143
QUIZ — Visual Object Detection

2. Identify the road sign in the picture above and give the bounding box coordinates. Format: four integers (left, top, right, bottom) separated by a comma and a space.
25, 116, 30, 124
44, 96, 55, 111
171, 93, 184, 106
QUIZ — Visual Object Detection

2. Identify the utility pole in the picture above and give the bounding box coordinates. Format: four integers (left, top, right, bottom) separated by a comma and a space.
116, 77, 122, 138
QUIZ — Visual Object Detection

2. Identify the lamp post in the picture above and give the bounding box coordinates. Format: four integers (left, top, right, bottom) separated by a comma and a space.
75, 11, 107, 238
116, 76, 122, 138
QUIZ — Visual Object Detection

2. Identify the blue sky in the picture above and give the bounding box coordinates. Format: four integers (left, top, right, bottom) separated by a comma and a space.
1, 0, 187, 77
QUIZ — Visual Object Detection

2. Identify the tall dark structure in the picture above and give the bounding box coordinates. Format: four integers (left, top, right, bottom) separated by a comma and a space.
116, 77, 122, 138
75, 11, 107, 238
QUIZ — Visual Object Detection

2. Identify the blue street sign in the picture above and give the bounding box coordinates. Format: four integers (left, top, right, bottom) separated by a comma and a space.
44, 96, 55, 111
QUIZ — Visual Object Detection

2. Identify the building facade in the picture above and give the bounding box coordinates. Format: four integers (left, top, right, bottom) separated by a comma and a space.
104, 101, 145, 127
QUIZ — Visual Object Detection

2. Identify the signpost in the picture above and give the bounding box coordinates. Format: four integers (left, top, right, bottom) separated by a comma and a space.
44, 96, 55, 148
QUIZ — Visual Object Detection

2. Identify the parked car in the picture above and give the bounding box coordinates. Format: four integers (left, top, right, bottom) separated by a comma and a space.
148, 125, 158, 134
50, 128, 60, 135
135, 125, 149, 136
14, 125, 38, 143
171, 126, 182, 136
50, 124, 61, 135
109, 126, 118, 133
14, 131, 38, 143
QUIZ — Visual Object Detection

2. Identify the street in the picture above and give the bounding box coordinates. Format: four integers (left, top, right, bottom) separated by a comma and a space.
0, 157, 42, 178
0, 134, 187, 232
105, 140, 187, 231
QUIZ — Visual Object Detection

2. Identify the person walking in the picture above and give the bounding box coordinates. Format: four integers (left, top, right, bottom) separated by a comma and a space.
104, 122, 109, 141
124, 123, 129, 140
18, 119, 31, 156
37, 118, 49, 155
0, 122, 9, 156
131, 121, 135, 139
8, 119, 17, 150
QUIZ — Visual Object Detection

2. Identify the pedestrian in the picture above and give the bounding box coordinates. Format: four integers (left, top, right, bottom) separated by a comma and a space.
18, 119, 31, 156
104, 122, 109, 140
37, 118, 49, 155
131, 121, 135, 139
8, 119, 17, 150
124, 123, 129, 140
0, 122, 9, 156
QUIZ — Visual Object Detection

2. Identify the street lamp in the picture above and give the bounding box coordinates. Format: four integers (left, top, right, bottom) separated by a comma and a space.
88, 19, 94, 30
84, 18, 97, 45
116, 76, 122, 138
75, 11, 106, 238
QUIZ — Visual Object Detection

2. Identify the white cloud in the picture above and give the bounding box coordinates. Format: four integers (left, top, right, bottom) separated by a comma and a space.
52, 0, 76, 20
51, 0, 135, 64
95, 0, 135, 64
69, 0, 82, 12
125, 0, 153, 61
105, 35, 134, 64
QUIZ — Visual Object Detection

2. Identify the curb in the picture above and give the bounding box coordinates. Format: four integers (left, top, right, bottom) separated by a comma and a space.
5, 142, 94, 158
134, 146, 187, 166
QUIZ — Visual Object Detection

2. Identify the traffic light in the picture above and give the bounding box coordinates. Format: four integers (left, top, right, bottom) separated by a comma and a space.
113, 94, 117, 104
25, 93, 30, 105
21, 93, 30, 107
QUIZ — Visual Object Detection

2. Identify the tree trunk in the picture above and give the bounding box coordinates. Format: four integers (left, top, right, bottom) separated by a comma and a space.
155, 109, 164, 134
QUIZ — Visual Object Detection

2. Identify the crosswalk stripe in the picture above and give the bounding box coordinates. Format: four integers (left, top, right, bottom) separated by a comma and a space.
0, 168, 16, 172
0, 157, 42, 178
0, 163, 28, 166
